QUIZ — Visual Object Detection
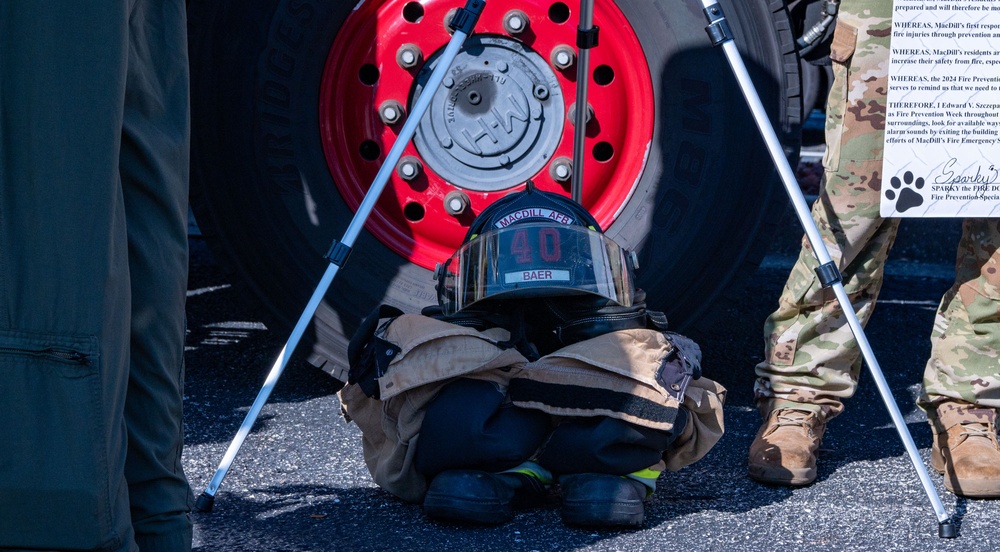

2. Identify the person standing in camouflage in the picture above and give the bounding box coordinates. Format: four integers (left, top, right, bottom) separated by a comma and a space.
748, 0, 1000, 498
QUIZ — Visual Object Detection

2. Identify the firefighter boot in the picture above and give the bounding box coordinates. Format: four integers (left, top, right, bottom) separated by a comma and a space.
748, 408, 826, 486
559, 473, 647, 527
422, 470, 546, 525
930, 402, 1000, 498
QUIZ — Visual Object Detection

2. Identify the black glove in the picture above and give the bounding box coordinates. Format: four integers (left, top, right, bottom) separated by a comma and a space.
346, 304, 403, 398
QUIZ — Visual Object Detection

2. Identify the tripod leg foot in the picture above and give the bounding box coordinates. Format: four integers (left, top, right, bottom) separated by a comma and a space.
939, 520, 957, 539
195, 492, 216, 513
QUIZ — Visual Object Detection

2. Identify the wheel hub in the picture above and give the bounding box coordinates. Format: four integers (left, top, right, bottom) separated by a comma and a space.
413, 36, 564, 191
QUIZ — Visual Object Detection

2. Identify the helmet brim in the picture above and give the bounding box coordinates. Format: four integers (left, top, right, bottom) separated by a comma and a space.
437, 223, 635, 315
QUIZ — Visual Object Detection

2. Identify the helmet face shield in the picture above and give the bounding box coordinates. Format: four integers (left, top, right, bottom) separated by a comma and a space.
437, 223, 635, 315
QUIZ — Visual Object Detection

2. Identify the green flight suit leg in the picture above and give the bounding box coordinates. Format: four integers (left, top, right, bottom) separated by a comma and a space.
0, 1, 192, 550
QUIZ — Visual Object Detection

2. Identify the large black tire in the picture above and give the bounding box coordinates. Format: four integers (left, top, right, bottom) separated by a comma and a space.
187, 0, 801, 374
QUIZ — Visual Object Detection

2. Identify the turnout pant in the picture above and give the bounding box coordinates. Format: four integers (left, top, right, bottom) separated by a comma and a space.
413, 378, 684, 480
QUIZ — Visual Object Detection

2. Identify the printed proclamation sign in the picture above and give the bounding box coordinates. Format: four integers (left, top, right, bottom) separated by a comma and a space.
883, 0, 1000, 217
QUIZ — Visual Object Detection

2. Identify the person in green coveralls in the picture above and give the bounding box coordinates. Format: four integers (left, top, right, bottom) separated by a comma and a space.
0, 1, 194, 549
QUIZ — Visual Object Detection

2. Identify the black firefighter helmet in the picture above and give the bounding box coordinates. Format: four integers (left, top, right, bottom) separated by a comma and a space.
434, 182, 638, 315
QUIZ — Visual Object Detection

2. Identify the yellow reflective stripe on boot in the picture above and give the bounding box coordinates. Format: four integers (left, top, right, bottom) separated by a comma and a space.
626, 468, 661, 497
502, 461, 553, 486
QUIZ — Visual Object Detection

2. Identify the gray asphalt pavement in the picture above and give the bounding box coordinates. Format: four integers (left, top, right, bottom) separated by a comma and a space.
182, 206, 1000, 551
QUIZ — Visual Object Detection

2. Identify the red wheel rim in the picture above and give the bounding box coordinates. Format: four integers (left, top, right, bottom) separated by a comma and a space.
320, 0, 653, 269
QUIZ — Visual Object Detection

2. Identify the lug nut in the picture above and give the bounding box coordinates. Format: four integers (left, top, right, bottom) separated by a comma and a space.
533, 85, 549, 100
396, 44, 422, 69
444, 190, 471, 216
444, 9, 457, 34
503, 10, 529, 35
396, 156, 422, 181
549, 157, 573, 182
378, 100, 405, 125
551, 46, 576, 70
567, 102, 595, 125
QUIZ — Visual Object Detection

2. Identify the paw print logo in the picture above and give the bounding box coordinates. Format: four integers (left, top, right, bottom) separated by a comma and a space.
885, 171, 925, 213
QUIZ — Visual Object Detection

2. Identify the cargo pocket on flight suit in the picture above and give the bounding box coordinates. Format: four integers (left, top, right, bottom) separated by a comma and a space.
822, 21, 858, 173
0, 329, 115, 550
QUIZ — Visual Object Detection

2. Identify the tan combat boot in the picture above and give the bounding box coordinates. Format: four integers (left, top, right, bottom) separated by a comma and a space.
748, 408, 825, 486
929, 402, 1000, 498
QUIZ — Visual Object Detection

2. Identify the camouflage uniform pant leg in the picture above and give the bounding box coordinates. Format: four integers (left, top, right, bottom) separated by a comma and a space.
920, 219, 1000, 411
754, 0, 895, 421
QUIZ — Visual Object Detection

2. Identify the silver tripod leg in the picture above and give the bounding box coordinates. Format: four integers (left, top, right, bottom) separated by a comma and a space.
570, 0, 596, 204
195, 0, 487, 512
697, 1, 955, 538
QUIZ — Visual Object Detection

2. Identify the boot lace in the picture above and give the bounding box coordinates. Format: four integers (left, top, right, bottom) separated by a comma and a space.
958, 421, 999, 447
774, 409, 816, 428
